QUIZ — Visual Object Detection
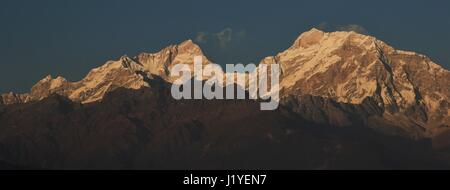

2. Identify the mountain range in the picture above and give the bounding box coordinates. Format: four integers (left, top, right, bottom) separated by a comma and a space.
0, 29, 449, 169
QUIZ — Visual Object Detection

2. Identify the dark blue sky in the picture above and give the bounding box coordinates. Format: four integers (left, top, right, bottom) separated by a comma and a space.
1, 0, 449, 93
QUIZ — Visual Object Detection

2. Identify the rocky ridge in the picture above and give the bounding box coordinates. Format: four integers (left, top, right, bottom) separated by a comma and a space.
1, 29, 449, 138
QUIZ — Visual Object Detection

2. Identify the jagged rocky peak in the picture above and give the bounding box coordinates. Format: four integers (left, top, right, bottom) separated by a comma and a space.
0, 92, 28, 105
27, 75, 68, 100
0, 40, 209, 105
294, 28, 381, 50
118, 55, 145, 72
132, 39, 210, 80
73, 39, 210, 102
178, 39, 203, 53
136, 39, 204, 64
33, 75, 67, 89
293, 28, 326, 48
81, 40, 209, 88
271, 28, 449, 134
278, 28, 448, 101
0, 75, 70, 105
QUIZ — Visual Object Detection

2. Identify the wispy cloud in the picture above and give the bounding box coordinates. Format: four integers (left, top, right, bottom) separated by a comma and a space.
337, 24, 369, 35
314, 22, 369, 35
194, 28, 246, 49
194, 32, 208, 43
316, 22, 328, 30
215, 28, 233, 48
